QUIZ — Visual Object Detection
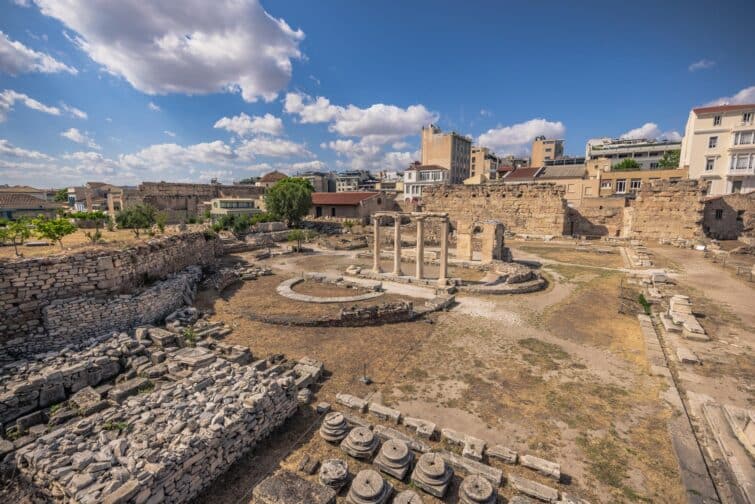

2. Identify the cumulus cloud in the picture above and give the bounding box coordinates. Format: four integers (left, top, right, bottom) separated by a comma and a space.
289, 160, 326, 171
214, 112, 283, 137
477, 118, 565, 154
120, 141, 236, 171
0, 89, 60, 121
236, 137, 312, 159
285, 92, 437, 144
688, 59, 715, 72
60, 128, 100, 149
147, 101, 161, 112
0, 138, 53, 160
61, 103, 87, 119
704, 85, 755, 107
620, 122, 681, 142
0, 30, 77, 75
32, 0, 303, 102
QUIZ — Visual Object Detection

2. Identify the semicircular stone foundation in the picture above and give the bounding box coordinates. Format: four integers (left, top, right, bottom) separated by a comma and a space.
276, 275, 385, 304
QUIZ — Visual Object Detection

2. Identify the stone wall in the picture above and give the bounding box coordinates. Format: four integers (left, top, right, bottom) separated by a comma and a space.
0, 232, 219, 343
421, 183, 568, 236
627, 180, 707, 241
569, 198, 627, 237
702, 192, 755, 242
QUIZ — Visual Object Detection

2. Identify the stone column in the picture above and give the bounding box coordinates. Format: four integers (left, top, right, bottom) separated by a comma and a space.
438, 218, 449, 286
393, 215, 403, 276
415, 217, 425, 280
372, 216, 382, 273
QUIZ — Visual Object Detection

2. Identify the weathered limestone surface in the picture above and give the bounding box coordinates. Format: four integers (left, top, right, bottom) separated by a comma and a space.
629, 180, 707, 241
253, 470, 336, 504
520, 454, 561, 481
15, 359, 298, 504
509, 474, 559, 502
422, 184, 568, 236
0, 232, 218, 353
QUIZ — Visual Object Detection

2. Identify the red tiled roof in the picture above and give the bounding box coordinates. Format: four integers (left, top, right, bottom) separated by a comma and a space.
692, 103, 755, 114
311, 192, 378, 205
497, 165, 515, 173
259, 170, 288, 183
503, 167, 541, 181
0, 193, 63, 210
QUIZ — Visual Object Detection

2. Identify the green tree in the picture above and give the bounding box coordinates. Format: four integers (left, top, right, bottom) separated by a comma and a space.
237, 177, 259, 185
33, 217, 77, 249
658, 150, 681, 169
53, 188, 69, 203
612, 158, 641, 171
4, 219, 32, 256
287, 228, 306, 252
264, 178, 313, 226
115, 204, 156, 237
155, 212, 167, 234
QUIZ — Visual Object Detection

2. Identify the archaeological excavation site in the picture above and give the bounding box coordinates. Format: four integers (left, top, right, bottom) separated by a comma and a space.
0, 181, 753, 504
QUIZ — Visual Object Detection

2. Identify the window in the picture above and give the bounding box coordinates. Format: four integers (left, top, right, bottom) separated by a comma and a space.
630, 179, 642, 190
715, 209, 723, 220
734, 131, 754, 145
708, 136, 718, 148
567, 184, 575, 193
731, 153, 754, 170
744, 112, 753, 123
732, 180, 743, 193
601, 181, 612, 189
713, 115, 721, 126
705, 158, 715, 171
615, 179, 627, 193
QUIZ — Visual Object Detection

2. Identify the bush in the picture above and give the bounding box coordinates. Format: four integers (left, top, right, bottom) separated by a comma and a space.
115, 204, 156, 237
612, 158, 641, 171
33, 217, 77, 249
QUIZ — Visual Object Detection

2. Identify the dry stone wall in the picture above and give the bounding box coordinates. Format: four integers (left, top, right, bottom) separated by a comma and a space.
628, 180, 707, 241
0, 233, 219, 343
421, 183, 568, 236
702, 191, 755, 242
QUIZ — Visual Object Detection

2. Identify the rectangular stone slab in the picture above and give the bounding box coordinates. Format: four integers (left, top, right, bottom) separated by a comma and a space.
488, 445, 518, 464
438, 450, 502, 486
520, 454, 561, 481
509, 474, 558, 502
253, 470, 336, 504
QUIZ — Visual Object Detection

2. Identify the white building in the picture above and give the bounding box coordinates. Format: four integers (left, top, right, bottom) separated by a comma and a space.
403, 164, 448, 202
586, 138, 682, 170
681, 104, 755, 195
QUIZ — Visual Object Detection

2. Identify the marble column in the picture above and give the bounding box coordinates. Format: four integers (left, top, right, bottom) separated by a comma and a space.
438, 218, 449, 286
415, 217, 425, 280
393, 215, 403, 276
372, 217, 382, 273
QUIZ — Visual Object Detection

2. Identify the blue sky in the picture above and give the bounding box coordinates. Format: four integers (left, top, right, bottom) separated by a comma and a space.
1, 0, 754, 187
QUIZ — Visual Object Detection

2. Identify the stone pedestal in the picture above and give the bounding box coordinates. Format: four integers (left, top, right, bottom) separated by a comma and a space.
372, 218, 382, 273
411, 452, 453, 498
374, 438, 413, 480
459, 474, 497, 504
341, 426, 379, 459
393, 218, 402, 276
346, 469, 393, 504
319, 459, 349, 491
319, 412, 350, 443
393, 490, 423, 503
415, 218, 425, 280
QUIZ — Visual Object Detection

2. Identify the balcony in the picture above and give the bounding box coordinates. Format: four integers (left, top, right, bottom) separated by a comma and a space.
727, 166, 755, 176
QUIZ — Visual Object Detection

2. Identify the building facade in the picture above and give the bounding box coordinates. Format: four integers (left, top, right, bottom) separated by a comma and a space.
681, 103, 755, 195
530, 136, 564, 167
403, 163, 449, 202
470, 146, 502, 181
586, 138, 682, 170
421, 124, 472, 184
297, 171, 335, 192
208, 198, 261, 220
309, 191, 394, 222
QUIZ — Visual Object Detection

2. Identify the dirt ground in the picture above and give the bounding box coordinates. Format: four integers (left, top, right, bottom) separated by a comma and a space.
194, 244, 688, 503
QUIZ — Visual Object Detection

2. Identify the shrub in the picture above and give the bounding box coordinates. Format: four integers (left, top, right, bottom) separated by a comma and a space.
33, 217, 77, 249
115, 204, 156, 237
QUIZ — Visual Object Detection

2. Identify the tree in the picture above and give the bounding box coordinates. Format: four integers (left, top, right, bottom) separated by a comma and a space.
237, 176, 259, 185
155, 212, 167, 234
115, 204, 156, 237
658, 150, 681, 169
612, 158, 641, 171
53, 188, 69, 203
287, 229, 306, 252
4, 219, 32, 256
264, 178, 313, 226
33, 217, 77, 249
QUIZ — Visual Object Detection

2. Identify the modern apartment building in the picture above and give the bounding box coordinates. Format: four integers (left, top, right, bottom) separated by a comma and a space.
681, 103, 755, 195
403, 163, 448, 202
586, 138, 682, 170
421, 124, 472, 184
297, 171, 336, 192
530, 136, 564, 167
470, 146, 502, 180
335, 170, 375, 192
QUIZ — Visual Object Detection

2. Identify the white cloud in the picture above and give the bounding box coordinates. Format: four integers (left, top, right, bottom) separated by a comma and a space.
688, 59, 715, 72
236, 137, 312, 159
33, 0, 303, 102
477, 118, 565, 155
0, 89, 60, 121
61, 103, 87, 119
0, 30, 77, 75
704, 85, 755, 107
620, 122, 681, 142
243, 162, 273, 172
120, 141, 236, 171
213, 112, 283, 137
148, 101, 161, 112
382, 150, 418, 171
0, 138, 53, 160
289, 160, 326, 171
60, 127, 100, 149
284, 92, 437, 144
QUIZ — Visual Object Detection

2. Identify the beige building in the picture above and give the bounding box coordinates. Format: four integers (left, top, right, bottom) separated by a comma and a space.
208, 198, 261, 220
470, 146, 501, 181
681, 103, 755, 195
255, 171, 288, 189
421, 124, 472, 184
403, 164, 448, 202
586, 159, 688, 197
586, 138, 681, 170
530, 136, 564, 167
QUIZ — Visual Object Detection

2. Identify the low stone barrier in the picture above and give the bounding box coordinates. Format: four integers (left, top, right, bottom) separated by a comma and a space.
15, 360, 298, 503
276, 274, 384, 304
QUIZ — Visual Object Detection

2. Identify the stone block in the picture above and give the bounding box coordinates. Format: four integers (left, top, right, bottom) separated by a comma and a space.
368, 402, 401, 423
437, 450, 502, 487
508, 474, 558, 502
487, 445, 518, 464
676, 346, 700, 365
520, 454, 561, 481
108, 377, 150, 403
253, 470, 335, 504
373, 425, 431, 453
336, 393, 368, 413
462, 436, 485, 461
403, 416, 436, 439
440, 427, 466, 446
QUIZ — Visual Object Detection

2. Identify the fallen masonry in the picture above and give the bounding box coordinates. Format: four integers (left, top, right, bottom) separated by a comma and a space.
14, 359, 299, 503
253, 470, 336, 504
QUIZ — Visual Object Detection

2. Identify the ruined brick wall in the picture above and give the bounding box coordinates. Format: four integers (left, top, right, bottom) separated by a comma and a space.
702, 192, 755, 242
627, 180, 707, 240
568, 198, 627, 237
421, 183, 568, 236
0, 233, 219, 343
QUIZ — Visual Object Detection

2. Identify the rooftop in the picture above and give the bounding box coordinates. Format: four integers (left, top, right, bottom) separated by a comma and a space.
503, 167, 542, 181
538, 165, 587, 179
0, 185, 46, 193
0, 193, 64, 210
405, 164, 448, 172
692, 103, 755, 115
258, 171, 288, 183
311, 192, 378, 206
